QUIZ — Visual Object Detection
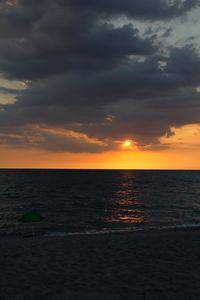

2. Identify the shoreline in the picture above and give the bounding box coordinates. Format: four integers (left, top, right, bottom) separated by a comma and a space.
0, 228, 200, 299
1, 223, 200, 239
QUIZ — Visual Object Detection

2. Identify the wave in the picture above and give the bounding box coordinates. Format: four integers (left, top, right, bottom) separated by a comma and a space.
45, 223, 200, 238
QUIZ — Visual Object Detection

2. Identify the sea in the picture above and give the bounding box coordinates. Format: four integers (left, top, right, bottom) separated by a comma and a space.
0, 169, 200, 237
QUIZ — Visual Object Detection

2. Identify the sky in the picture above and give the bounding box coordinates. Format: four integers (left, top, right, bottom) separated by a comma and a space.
0, 0, 200, 169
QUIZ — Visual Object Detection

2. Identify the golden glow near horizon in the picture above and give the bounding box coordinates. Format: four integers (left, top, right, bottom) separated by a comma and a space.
0, 124, 199, 169
0, 145, 199, 169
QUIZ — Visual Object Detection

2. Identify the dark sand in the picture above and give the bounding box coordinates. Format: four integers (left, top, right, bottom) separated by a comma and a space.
0, 229, 200, 300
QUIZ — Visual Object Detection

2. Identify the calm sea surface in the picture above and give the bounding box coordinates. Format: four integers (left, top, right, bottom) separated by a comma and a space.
0, 169, 200, 237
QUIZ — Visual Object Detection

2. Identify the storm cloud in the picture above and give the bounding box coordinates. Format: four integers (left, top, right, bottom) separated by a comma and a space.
0, 0, 200, 152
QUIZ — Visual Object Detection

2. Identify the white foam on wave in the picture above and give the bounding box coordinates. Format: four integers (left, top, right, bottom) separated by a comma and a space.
45, 223, 200, 238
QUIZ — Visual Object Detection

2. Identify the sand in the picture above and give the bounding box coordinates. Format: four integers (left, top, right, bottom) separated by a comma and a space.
0, 229, 200, 300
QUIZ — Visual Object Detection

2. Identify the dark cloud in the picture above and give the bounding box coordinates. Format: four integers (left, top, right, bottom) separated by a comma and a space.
0, 126, 112, 153
0, 0, 200, 152
0, 5, 155, 80
165, 46, 200, 86
66, 0, 199, 20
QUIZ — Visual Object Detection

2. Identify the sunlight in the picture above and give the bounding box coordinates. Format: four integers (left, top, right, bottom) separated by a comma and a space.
123, 140, 132, 148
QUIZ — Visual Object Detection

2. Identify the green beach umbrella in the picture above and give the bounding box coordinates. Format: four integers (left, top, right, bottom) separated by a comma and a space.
18, 211, 43, 236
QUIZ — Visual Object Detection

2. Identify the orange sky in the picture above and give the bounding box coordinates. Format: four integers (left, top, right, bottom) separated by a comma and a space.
0, 146, 199, 170
0, 124, 199, 169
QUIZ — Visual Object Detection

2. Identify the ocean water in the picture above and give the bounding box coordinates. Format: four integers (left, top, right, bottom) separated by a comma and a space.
0, 169, 200, 237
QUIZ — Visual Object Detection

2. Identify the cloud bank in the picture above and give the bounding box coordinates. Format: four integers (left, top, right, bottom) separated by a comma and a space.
0, 0, 200, 152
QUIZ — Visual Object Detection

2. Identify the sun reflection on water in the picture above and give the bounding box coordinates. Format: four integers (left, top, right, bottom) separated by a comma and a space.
104, 172, 144, 225
104, 211, 144, 224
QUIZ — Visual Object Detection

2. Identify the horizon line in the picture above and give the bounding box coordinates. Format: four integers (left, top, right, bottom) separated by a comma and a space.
0, 168, 199, 171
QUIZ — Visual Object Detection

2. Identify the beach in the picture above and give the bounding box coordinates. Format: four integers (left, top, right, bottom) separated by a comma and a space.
0, 228, 200, 300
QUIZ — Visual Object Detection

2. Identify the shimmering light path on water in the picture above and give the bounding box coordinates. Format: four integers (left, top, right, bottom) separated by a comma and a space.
0, 170, 200, 236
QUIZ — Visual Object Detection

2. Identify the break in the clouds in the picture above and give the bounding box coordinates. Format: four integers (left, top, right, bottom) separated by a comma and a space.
0, 0, 200, 152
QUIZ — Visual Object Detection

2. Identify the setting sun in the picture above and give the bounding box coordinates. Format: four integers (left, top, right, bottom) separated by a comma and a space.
123, 140, 132, 147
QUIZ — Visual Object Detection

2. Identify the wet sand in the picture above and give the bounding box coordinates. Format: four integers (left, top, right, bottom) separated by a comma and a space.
0, 229, 200, 300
